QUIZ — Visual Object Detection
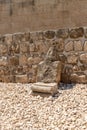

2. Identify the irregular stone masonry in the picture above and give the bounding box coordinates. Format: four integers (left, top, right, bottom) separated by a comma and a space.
0, 27, 87, 83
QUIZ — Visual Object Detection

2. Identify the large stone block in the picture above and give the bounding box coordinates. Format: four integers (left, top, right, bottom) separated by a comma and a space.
19, 54, 28, 65
20, 42, 29, 53
30, 31, 44, 41
8, 56, 19, 66
53, 39, 64, 52
45, 46, 59, 62
9, 41, 20, 55
3, 75, 15, 83
0, 57, 7, 66
74, 40, 82, 51
29, 43, 36, 52
37, 61, 62, 83
61, 64, 73, 83
0, 43, 7, 55
44, 31, 55, 39
83, 41, 87, 51
4, 34, 13, 45
67, 54, 78, 64
70, 73, 87, 83
70, 27, 84, 38
56, 29, 69, 39
35, 40, 49, 54
65, 41, 74, 52
79, 53, 87, 64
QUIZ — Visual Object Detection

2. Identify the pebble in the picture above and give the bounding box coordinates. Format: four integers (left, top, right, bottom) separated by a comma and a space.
0, 83, 87, 130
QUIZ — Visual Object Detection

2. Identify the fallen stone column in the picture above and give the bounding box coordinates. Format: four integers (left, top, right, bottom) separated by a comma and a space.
31, 82, 58, 94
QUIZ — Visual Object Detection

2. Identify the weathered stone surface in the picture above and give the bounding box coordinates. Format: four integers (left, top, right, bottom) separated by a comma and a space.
29, 43, 35, 52
44, 31, 55, 39
0, 43, 7, 55
9, 41, 20, 54
12, 33, 23, 42
22, 65, 29, 74
65, 41, 74, 52
70, 73, 87, 83
0, 57, 7, 66
37, 32, 44, 40
61, 64, 73, 83
5, 34, 13, 45
74, 40, 82, 51
37, 61, 62, 83
20, 42, 29, 53
35, 40, 49, 54
67, 54, 78, 64
56, 39, 64, 52
84, 70, 87, 75
9, 56, 19, 66
70, 27, 84, 38
11, 66, 23, 75
83, 41, 87, 51
0, 29, 87, 84
45, 46, 59, 62
27, 65, 37, 83
31, 82, 58, 94
73, 65, 80, 72
15, 75, 28, 83
3, 75, 15, 83
27, 57, 34, 65
56, 29, 69, 39
79, 53, 87, 64
52, 39, 64, 52
61, 73, 70, 83
0, 68, 4, 75
0, 76, 4, 82
59, 54, 67, 63
19, 54, 28, 65
85, 29, 87, 38
23, 32, 30, 41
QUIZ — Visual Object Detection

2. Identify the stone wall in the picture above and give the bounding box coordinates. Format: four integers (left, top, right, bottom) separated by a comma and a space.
0, 27, 87, 83
1, 0, 87, 34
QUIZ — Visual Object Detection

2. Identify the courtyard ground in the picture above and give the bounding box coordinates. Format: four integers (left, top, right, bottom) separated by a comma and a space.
0, 83, 87, 130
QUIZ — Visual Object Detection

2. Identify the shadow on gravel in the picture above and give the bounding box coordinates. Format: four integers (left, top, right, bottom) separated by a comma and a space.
31, 91, 52, 98
59, 82, 76, 90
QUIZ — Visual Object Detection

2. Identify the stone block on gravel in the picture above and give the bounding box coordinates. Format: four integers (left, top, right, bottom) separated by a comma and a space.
31, 82, 58, 94
37, 61, 62, 83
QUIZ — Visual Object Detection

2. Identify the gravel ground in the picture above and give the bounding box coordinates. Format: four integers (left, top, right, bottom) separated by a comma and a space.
0, 83, 87, 130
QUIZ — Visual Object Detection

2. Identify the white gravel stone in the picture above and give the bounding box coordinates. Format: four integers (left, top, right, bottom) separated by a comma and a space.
0, 83, 87, 130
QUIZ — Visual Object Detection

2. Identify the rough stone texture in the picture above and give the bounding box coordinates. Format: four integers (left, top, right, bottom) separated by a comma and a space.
15, 75, 28, 83
79, 53, 87, 64
9, 56, 19, 66
84, 41, 87, 51
44, 31, 55, 39
67, 54, 78, 64
56, 29, 69, 39
0, 57, 7, 66
65, 41, 74, 52
37, 61, 62, 83
70, 28, 84, 38
74, 40, 83, 51
0, 27, 87, 83
70, 73, 87, 83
